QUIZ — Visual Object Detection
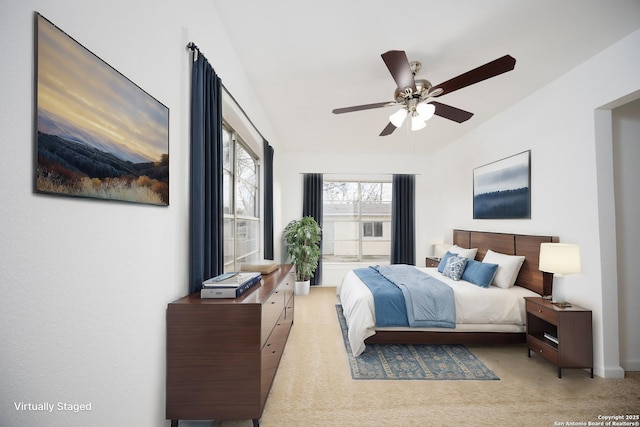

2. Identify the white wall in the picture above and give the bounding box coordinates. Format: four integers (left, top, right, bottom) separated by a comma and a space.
0, 1, 276, 426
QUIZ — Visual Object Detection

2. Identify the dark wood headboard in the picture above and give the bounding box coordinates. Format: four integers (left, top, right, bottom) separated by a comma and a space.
453, 229, 559, 296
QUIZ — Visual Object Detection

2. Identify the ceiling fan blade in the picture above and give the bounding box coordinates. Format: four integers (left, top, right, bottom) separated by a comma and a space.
430, 101, 474, 123
332, 101, 395, 114
379, 122, 397, 136
431, 55, 516, 96
381, 50, 417, 92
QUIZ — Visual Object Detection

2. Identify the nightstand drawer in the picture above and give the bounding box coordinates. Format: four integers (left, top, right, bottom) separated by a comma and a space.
526, 300, 558, 324
528, 336, 559, 365
425, 257, 440, 268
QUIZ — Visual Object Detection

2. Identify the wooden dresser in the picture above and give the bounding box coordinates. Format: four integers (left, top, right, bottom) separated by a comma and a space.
166, 264, 294, 426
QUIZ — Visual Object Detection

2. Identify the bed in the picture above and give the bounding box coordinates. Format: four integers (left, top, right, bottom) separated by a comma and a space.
337, 229, 558, 356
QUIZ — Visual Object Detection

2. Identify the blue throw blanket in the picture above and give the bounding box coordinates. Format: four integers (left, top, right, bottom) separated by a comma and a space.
353, 267, 408, 326
356, 265, 456, 328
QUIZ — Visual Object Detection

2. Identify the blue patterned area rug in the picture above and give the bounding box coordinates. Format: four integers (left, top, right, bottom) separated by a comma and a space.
336, 305, 499, 380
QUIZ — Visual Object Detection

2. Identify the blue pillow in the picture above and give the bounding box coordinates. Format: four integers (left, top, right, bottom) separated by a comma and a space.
437, 251, 456, 273
462, 259, 499, 288
442, 255, 468, 281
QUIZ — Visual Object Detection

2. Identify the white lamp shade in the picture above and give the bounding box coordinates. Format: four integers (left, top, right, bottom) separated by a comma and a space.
433, 243, 451, 258
411, 114, 427, 131
539, 243, 581, 275
416, 102, 436, 121
389, 108, 408, 127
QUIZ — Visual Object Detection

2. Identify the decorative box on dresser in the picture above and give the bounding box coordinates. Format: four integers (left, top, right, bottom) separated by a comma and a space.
524, 296, 593, 378
166, 264, 294, 427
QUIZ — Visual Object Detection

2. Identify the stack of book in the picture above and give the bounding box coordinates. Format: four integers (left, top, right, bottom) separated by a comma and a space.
201, 272, 262, 299
544, 332, 559, 345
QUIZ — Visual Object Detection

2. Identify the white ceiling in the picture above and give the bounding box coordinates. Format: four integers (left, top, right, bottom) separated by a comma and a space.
213, 0, 640, 154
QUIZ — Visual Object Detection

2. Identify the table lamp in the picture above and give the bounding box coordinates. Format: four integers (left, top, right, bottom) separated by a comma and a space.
539, 243, 581, 306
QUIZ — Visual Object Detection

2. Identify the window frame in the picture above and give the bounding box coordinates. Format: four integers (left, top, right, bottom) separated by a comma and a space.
322, 179, 392, 263
222, 121, 261, 272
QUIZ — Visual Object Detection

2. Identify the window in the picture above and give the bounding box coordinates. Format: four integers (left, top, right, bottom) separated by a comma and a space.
322, 180, 392, 262
222, 123, 260, 271
363, 221, 383, 238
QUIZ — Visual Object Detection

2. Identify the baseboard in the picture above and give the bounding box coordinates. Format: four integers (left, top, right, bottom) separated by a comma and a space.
598, 364, 626, 379
621, 358, 640, 372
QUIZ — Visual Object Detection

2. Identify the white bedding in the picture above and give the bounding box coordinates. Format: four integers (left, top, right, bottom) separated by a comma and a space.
336, 266, 539, 356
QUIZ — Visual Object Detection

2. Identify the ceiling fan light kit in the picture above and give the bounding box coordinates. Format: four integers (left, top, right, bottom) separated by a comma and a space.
332, 50, 516, 136
411, 114, 427, 131
389, 108, 408, 127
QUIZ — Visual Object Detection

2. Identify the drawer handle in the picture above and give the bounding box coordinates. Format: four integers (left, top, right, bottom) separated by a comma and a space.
539, 349, 543, 353
538, 310, 543, 313
271, 301, 276, 304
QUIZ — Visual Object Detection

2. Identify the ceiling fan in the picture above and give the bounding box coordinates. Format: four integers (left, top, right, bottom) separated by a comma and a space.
332, 50, 516, 136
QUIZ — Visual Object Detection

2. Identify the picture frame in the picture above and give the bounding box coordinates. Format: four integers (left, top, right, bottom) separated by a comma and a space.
473, 150, 531, 219
34, 13, 169, 206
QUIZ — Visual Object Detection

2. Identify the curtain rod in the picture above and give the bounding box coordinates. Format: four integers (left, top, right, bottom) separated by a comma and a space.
187, 42, 268, 143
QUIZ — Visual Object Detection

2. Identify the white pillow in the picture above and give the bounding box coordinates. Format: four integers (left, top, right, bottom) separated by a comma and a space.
449, 244, 478, 260
482, 249, 525, 289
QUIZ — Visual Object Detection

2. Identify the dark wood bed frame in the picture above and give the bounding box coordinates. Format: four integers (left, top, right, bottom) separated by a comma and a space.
364, 229, 559, 345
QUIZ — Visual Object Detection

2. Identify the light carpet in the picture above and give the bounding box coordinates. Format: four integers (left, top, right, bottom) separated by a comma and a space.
336, 304, 499, 380
206, 287, 640, 427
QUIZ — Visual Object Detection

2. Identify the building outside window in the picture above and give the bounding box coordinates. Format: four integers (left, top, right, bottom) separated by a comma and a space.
322, 180, 392, 263
222, 123, 260, 271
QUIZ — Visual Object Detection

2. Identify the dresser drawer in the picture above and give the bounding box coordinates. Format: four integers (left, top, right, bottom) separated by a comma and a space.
260, 311, 291, 404
526, 300, 558, 324
284, 293, 294, 322
527, 335, 559, 365
261, 289, 285, 345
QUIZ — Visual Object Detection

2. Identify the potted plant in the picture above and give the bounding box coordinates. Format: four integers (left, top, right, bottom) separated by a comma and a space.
283, 216, 322, 295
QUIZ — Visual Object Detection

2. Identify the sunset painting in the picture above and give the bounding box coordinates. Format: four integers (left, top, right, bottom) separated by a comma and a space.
35, 13, 169, 205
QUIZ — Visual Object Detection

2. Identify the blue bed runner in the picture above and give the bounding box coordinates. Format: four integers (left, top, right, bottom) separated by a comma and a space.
353, 267, 408, 326
355, 265, 456, 328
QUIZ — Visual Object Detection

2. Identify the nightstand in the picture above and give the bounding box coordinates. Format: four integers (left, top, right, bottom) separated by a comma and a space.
524, 297, 593, 378
425, 257, 440, 268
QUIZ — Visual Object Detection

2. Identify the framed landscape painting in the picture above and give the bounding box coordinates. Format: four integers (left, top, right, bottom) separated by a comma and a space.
473, 150, 531, 219
34, 13, 169, 206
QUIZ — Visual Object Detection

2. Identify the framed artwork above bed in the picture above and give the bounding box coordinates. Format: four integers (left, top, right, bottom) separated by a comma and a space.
473, 150, 530, 219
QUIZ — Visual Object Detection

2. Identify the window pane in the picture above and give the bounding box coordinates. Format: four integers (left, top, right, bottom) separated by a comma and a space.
223, 171, 232, 215
236, 219, 260, 262
224, 218, 235, 270
223, 127, 232, 171
236, 144, 258, 217
374, 221, 383, 237
323, 182, 358, 220
322, 180, 391, 263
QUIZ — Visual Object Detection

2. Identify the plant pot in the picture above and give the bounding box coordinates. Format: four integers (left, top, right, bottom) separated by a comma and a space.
294, 280, 311, 296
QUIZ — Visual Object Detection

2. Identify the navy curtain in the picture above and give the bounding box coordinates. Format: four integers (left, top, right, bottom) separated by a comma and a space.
263, 140, 275, 260
302, 173, 323, 285
391, 174, 416, 265
189, 51, 224, 294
